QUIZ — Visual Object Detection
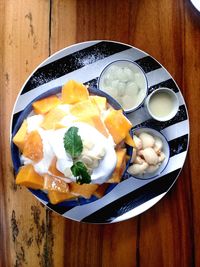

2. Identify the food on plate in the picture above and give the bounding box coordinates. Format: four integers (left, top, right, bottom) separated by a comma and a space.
128, 131, 166, 176
13, 80, 134, 204
99, 60, 147, 111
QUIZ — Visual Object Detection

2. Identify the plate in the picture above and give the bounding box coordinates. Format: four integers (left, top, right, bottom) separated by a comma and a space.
10, 41, 189, 223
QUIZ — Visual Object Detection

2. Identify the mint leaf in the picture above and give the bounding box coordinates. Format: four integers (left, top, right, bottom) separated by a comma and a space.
71, 161, 91, 184
64, 127, 83, 158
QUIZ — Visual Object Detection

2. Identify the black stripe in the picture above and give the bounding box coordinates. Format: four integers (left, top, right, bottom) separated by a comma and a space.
134, 105, 188, 131
21, 41, 130, 94
47, 203, 75, 215
81, 169, 181, 223
135, 56, 161, 73
148, 79, 179, 94
169, 134, 188, 157
12, 111, 22, 132
84, 77, 98, 88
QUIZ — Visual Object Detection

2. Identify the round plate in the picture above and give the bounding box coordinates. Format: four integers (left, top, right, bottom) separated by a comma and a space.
10, 40, 189, 223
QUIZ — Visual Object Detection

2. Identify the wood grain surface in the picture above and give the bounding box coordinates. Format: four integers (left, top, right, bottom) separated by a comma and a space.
0, 0, 200, 266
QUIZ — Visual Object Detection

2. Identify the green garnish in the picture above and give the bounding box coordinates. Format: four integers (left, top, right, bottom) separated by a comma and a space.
64, 127, 91, 184
64, 126, 83, 158
71, 161, 91, 184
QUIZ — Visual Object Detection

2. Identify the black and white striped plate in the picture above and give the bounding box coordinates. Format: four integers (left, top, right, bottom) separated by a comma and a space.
10, 41, 189, 223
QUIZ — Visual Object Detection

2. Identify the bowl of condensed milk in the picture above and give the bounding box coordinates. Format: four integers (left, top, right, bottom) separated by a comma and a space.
145, 88, 179, 121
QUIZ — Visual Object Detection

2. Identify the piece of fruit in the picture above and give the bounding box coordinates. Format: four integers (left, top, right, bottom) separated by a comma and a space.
77, 115, 108, 137
16, 164, 44, 189
90, 96, 107, 111
104, 109, 132, 144
43, 174, 69, 193
124, 132, 135, 147
32, 95, 62, 114
41, 108, 66, 130
48, 157, 64, 177
62, 80, 89, 104
23, 130, 43, 162
91, 116, 109, 137
93, 183, 109, 198
69, 183, 99, 199
48, 191, 76, 204
107, 148, 127, 183
13, 120, 28, 151
70, 99, 100, 118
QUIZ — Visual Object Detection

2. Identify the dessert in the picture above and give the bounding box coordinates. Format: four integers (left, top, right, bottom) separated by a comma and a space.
13, 80, 134, 204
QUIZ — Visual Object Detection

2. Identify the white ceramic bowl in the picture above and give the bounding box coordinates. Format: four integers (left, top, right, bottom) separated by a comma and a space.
98, 59, 148, 113
129, 127, 170, 180
145, 88, 179, 121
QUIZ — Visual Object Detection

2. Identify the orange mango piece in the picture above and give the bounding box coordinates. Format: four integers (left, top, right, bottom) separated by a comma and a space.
13, 120, 28, 151
124, 132, 135, 147
48, 157, 65, 177
91, 116, 109, 137
70, 99, 100, 118
104, 109, 132, 144
76, 115, 108, 137
23, 130, 43, 162
41, 108, 66, 130
43, 174, 69, 193
93, 183, 109, 198
90, 95, 107, 111
48, 191, 76, 204
16, 164, 44, 189
69, 183, 99, 199
62, 80, 89, 104
32, 95, 61, 114
107, 148, 127, 183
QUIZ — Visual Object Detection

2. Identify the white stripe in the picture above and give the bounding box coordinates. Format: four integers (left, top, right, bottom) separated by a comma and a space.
42, 41, 102, 66
146, 68, 171, 87
63, 151, 186, 221
112, 193, 165, 223
161, 120, 189, 141
13, 48, 146, 113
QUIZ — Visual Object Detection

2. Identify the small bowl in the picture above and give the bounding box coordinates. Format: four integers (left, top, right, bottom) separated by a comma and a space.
129, 127, 170, 180
145, 88, 179, 121
11, 85, 133, 206
98, 59, 148, 113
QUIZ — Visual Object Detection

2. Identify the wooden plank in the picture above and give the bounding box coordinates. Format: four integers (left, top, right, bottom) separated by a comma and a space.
135, 0, 196, 266
183, 1, 200, 267
0, 1, 50, 266
51, 0, 77, 53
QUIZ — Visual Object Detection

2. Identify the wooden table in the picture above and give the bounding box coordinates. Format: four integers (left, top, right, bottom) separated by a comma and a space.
0, 1, 200, 266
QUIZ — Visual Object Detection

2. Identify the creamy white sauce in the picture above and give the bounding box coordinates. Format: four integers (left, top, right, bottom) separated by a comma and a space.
99, 62, 147, 110
149, 92, 174, 118
21, 120, 117, 184
27, 114, 44, 133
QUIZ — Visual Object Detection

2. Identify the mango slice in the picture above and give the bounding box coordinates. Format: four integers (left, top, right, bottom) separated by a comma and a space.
43, 174, 69, 193
107, 148, 127, 183
62, 80, 89, 104
124, 132, 135, 147
16, 164, 44, 189
48, 157, 64, 177
23, 130, 43, 162
90, 95, 107, 111
69, 183, 99, 199
70, 99, 100, 118
13, 120, 28, 151
104, 109, 132, 144
41, 108, 66, 130
93, 183, 109, 198
32, 95, 61, 114
48, 191, 76, 204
